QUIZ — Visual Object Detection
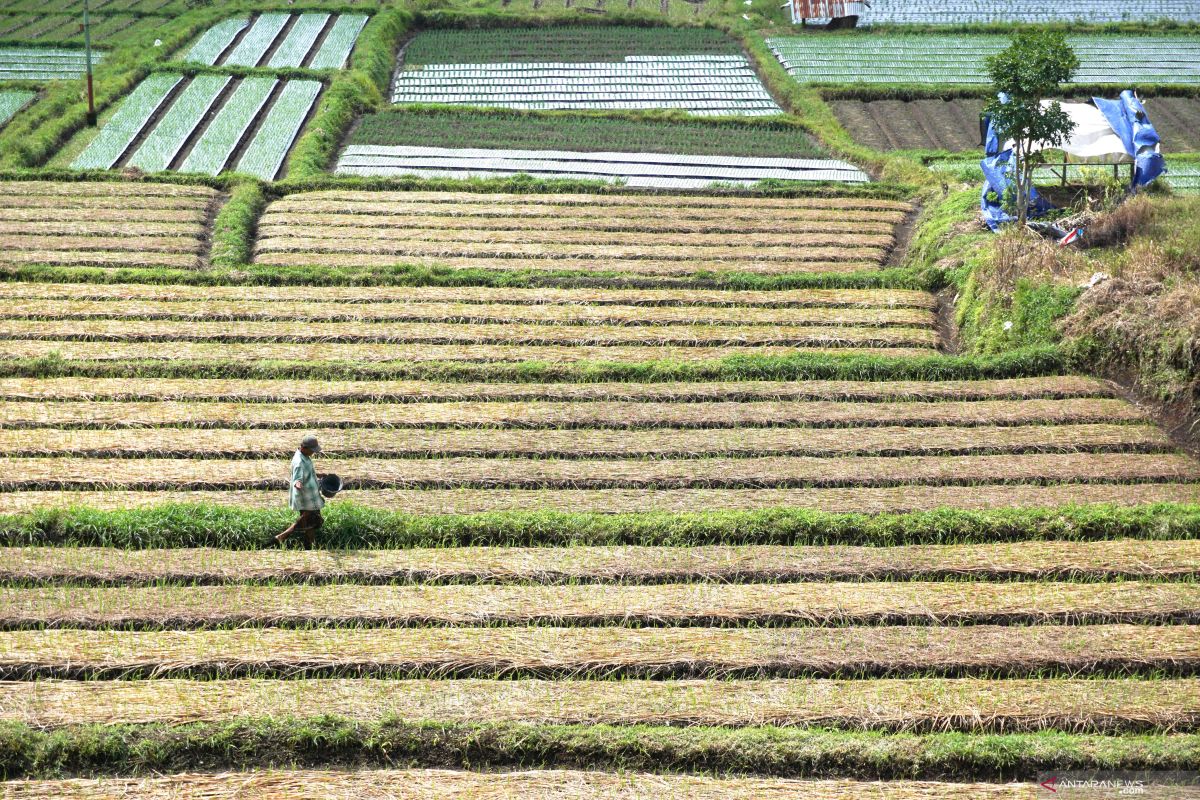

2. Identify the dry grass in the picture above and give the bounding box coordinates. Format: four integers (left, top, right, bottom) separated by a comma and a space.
261, 211, 906, 233
0, 236, 203, 254
0, 376, 1114, 403
0, 300, 936, 328
0, 769, 1030, 800
0, 222, 200, 238
0, 208, 207, 224
275, 190, 913, 211
0, 624, 1192, 678
0, 251, 203, 269
252, 252, 885, 274
0, 284, 939, 309
0, 340, 936, 363
6, 677, 1196, 732
7, 483, 1200, 514
1, 196, 210, 212
255, 226, 895, 250
0, 398, 1146, 429
5, 181, 216, 199
262, 204, 909, 223
252, 237, 888, 264
5, 452, 1197, 491
0, 319, 937, 348
8, 540, 1197, 585
0, 424, 1166, 459
7, 580, 1198, 628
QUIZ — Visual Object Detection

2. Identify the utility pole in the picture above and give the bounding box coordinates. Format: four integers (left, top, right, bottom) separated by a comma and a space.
83, 0, 95, 125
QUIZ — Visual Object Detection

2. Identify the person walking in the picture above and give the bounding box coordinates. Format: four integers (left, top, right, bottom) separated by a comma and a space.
273, 434, 325, 549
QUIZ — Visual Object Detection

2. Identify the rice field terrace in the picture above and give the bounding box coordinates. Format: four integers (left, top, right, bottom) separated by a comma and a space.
833, 96, 1200, 153
768, 34, 1200, 86
70, 74, 323, 178
251, 191, 910, 275
392, 27, 781, 116
3, 6, 1200, 799
0, 182, 220, 270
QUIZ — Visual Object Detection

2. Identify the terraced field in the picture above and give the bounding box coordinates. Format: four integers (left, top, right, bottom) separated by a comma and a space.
71, 73, 322, 178
392, 27, 780, 115
183, 12, 367, 68
858, 0, 1200, 24
769, 34, 1200, 85
252, 191, 909, 274
0, 181, 220, 270
0, 46, 102, 80
833, 96, 1200, 153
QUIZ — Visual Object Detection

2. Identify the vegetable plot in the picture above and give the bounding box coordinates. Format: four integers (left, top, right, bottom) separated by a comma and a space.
0, 46, 104, 80
234, 80, 321, 180
0, 88, 34, 127
71, 73, 182, 170
126, 74, 230, 173
179, 77, 277, 175
859, 0, 1200, 25
185, 13, 367, 69
767, 35, 1200, 85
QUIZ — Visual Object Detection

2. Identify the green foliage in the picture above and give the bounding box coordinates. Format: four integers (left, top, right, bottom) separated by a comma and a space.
350, 8, 412, 93
3, 717, 1200, 781
351, 107, 828, 158
209, 181, 266, 268
4, 500, 1190, 550
402, 25, 737, 65
983, 31, 1079, 223
282, 70, 380, 180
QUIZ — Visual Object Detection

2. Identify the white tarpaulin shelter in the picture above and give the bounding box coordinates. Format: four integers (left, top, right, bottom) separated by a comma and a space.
1017, 100, 1139, 163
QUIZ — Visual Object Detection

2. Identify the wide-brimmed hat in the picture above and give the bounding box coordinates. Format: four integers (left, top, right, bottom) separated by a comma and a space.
300, 434, 322, 453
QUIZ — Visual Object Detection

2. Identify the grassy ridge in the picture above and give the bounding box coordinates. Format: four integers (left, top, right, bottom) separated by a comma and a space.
2, 717, 1198, 781
3, 502, 1198, 549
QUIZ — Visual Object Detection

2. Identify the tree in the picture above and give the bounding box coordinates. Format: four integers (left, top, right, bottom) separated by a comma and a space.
983, 31, 1080, 225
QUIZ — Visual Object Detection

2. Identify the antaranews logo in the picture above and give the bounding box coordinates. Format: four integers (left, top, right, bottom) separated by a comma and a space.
1040, 776, 1059, 793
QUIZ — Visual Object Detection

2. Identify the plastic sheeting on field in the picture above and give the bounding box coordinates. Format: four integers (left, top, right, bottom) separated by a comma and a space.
980, 90, 1165, 230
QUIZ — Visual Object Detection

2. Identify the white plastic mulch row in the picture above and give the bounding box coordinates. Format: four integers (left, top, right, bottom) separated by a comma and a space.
767, 35, 1200, 85
0, 89, 34, 128
0, 47, 104, 81
71, 74, 321, 180
185, 13, 367, 69
335, 144, 870, 185
392, 55, 781, 116
858, 0, 1200, 24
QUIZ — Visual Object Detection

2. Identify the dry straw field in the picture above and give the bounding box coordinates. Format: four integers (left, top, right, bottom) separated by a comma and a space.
3, 192, 1200, 796
252, 191, 911, 275
0, 182, 221, 270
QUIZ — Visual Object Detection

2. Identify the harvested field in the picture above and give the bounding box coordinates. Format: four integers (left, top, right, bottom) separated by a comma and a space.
0, 182, 218, 270
7, 540, 1198, 586
0, 423, 1168, 459
833, 96, 1200, 153
0, 340, 935, 362
8, 453, 1196, 491
0, 299, 935, 327
7, 580, 1199, 628
2, 624, 1193, 678
9, 483, 1200, 515
0, 319, 938, 348
0, 770, 1033, 800
0, 375, 1113, 403
252, 191, 909, 274
0, 283, 937, 307
7, 677, 1197, 733
0, 397, 1148, 429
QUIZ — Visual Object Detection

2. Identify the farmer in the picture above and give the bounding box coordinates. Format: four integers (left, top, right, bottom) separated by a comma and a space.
273, 434, 324, 549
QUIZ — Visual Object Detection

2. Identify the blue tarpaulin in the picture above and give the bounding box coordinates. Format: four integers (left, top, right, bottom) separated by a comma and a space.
1092, 89, 1166, 188
980, 90, 1164, 231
